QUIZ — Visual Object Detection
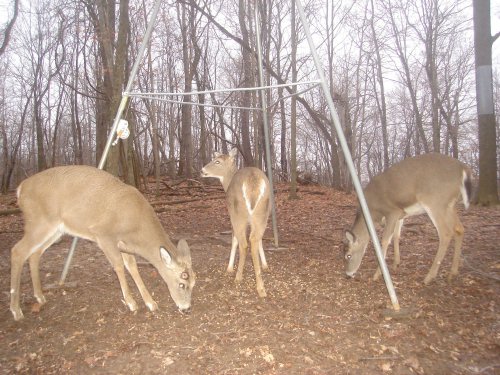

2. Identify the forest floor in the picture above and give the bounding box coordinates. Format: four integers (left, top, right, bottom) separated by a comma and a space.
0, 180, 498, 374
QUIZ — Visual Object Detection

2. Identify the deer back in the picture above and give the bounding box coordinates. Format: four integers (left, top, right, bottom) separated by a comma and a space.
226, 167, 271, 219
18, 166, 165, 249
364, 153, 470, 217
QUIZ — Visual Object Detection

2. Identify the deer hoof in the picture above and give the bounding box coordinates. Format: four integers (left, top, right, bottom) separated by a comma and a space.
447, 272, 458, 283
146, 300, 158, 311
423, 274, 435, 285
123, 299, 138, 312
11, 308, 24, 321
35, 294, 47, 305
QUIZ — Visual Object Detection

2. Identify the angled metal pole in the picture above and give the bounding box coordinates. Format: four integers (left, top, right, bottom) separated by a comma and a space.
60, 0, 164, 285
295, 0, 400, 311
255, 3, 279, 247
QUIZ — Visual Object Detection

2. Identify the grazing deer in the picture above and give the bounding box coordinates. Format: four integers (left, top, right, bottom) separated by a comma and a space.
10, 166, 195, 321
201, 148, 271, 297
343, 153, 472, 284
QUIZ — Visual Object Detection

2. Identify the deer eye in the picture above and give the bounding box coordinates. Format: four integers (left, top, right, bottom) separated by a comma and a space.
179, 283, 186, 289
214, 160, 220, 164
181, 272, 189, 280
345, 254, 352, 261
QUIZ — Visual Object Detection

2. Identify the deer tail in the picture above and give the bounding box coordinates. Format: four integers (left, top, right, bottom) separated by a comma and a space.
461, 168, 472, 210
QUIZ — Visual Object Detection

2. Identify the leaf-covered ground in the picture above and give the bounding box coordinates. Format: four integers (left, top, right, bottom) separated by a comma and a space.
0, 181, 498, 374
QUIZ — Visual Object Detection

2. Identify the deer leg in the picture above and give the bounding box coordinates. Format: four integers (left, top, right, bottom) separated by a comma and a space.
99, 241, 138, 311
115, 267, 138, 311
229, 216, 248, 284
373, 217, 398, 281
10, 237, 34, 321
234, 231, 248, 284
227, 235, 238, 273
29, 249, 46, 305
10, 227, 61, 320
250, 225, 267, 298
424, 208, 453, 285
28, 230, 62, 306
392, 219, 403, 269
448, 213, 464, 281
259, 240, 268, 271
121, 253, 157, 311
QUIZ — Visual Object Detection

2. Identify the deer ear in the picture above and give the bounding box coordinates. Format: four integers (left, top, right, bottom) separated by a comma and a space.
229, 148, 238, 158
160, 246, 173, 267
177, 239, 192, 267
345, 230, 356, 244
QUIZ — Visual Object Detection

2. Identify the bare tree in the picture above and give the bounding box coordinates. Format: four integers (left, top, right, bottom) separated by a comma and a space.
82, 0, 132, 180
289, 0, 298, 199
0, 72, 32, 192
177, 1, 201, 178
384, 0, 430, 154
238, 0, 255, 167
23, 1, 66, 172
368, 0, 389, 169
0, 0, 484, 197
473, 0, 499, 205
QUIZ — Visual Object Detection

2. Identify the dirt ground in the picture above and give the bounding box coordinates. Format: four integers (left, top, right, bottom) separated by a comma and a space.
0, 180, 498, 374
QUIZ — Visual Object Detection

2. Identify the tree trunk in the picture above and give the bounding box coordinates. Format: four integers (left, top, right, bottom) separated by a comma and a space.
289, 0, 298, 199
473, 0, 499, 205
238, 0, 255, 167
86, 0, 132, 180
34, 97, 47, 172
177, 2, 200, 178
0, 0, 19, 56
425, 10, 441, 154
279, 87, 288, 180
369, 0, 389, 170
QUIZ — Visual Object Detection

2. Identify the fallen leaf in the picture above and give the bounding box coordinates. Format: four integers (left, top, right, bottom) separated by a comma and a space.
380, 362, 392, 372
404, 355, 420, 369
304, 356, 314, 364
162, 357, 174, 366
31, 303, 42, 314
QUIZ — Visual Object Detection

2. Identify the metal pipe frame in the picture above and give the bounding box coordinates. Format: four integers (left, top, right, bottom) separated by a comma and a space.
295, 0, 400, 311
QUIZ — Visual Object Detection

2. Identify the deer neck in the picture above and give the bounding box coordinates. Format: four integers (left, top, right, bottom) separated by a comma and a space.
220, 165, 237, 192
353, 213, 371, 244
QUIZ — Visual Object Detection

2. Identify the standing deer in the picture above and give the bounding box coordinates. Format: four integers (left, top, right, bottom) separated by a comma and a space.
10, 166, 195, 321
201, 148, 270, 297
343, 153, 472, 284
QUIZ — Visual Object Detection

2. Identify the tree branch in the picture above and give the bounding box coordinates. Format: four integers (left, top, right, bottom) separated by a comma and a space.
184, 0, 333, 139
492, 31, 500, 45
0, 0, 19, 56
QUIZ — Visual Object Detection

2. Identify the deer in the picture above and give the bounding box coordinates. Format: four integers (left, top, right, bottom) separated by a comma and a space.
201, 148, 271, 297
343, 153, 472, 285
10, 165, 195, 321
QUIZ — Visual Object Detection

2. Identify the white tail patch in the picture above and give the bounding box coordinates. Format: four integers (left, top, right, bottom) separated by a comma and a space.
242, 180, 266, 216
460, 170, 470, 210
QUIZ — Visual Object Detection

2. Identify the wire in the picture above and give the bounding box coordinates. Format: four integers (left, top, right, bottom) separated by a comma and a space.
463, 256, 500, 282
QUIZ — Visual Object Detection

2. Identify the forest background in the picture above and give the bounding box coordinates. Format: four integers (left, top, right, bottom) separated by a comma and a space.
0, 0, 499, 200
